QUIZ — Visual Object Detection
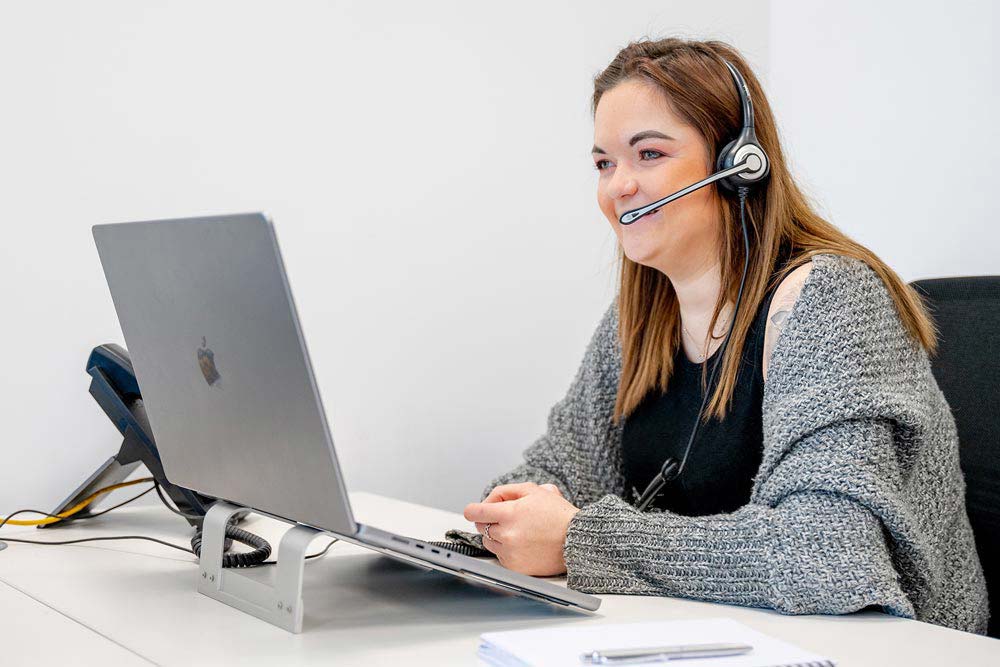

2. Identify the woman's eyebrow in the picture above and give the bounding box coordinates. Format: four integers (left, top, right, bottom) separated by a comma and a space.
591, 129, 676, 154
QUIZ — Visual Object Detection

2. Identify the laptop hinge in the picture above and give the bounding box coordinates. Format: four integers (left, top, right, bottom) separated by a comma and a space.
197, 501, 324, 633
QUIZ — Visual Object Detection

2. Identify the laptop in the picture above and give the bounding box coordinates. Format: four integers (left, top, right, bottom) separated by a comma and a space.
92, 212, 601, 613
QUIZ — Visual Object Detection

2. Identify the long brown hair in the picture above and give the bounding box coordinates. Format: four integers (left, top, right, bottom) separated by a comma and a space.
593, 37, 937, 423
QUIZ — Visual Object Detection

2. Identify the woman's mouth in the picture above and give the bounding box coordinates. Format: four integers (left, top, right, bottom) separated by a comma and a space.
618, 206, 663, 225
638, 207, 662, 222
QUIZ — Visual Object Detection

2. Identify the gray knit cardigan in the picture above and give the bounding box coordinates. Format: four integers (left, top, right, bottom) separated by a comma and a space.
481, 253, 989, 635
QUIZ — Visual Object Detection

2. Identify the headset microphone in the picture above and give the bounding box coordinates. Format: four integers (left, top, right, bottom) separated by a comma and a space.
619, 156, 762, 225
624, 58, 771, 512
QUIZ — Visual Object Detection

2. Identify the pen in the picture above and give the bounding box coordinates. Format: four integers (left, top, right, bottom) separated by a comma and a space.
580, 642, 753, 664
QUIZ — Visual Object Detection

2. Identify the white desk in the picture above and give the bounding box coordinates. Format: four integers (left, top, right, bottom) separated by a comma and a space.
1, 491, 997, 666
0, 578, 151, 665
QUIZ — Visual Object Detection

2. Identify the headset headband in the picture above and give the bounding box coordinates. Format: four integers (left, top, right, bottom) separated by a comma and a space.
722, 59, 754, 131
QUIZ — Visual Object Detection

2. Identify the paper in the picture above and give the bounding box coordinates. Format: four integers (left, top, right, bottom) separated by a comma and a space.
478, 617, 834, 667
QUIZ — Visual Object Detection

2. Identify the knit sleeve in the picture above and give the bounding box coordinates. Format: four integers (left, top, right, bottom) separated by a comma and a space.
482, 298, 625, 507
563, 417, 916, 619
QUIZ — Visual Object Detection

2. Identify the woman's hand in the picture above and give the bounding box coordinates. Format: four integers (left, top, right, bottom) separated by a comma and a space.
463, 482, 579, 576
472, 482, 564, 534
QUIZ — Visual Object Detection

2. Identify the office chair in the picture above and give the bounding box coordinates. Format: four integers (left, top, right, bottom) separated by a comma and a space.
910, 276, 999, 638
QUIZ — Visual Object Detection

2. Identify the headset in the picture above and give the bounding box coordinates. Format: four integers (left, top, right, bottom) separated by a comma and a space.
616, 58, 770, 512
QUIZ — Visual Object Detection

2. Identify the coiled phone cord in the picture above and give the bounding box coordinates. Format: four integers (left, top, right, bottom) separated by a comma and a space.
190, 523, 272, 568
151, 481, 274, 568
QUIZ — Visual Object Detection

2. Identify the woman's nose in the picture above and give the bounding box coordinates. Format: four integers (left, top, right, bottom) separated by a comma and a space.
608, 165, 639, 199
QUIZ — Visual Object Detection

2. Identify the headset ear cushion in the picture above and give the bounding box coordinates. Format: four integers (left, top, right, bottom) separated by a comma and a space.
716, 139, 740, 193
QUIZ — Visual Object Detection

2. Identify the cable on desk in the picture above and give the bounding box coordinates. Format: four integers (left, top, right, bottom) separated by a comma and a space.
1, 478, 338, 567
57, 483, 157, 525
0, 534, 196, 555
0, 485, 155, 532
0, 477, 155, 528
0, 532, 338, 564
0, 482, 196, 554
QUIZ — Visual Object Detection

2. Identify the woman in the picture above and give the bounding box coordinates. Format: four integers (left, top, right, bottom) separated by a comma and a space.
461, 37, 989, 634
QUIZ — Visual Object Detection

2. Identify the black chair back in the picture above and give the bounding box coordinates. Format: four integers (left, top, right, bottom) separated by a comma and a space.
911, 276, 1000, 637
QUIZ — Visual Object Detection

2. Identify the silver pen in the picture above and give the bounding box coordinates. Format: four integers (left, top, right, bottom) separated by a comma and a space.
581, 642, 753, 664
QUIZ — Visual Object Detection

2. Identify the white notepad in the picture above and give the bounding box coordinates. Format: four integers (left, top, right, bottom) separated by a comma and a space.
478, 617, 835, 667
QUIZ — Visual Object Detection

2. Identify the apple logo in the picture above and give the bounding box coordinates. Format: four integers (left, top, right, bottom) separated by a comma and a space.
197, 336, 221, 387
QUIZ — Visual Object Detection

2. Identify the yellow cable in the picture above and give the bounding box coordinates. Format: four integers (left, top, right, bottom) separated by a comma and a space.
2, 477, 156, 527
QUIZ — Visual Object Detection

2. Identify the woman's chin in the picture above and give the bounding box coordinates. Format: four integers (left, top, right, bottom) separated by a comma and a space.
621, 239, 661, 266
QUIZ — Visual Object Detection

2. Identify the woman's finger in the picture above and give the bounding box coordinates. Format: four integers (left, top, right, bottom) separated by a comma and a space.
483, 522, 505, 545
480, 529, 501, 555
464, 500, 510, 524
483, 482, 539, 503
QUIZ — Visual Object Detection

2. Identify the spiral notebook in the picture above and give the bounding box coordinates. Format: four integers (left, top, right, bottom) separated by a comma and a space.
477, 617, 835, 667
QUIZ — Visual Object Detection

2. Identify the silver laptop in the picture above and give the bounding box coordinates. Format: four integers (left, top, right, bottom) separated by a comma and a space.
92, 212, 600, 613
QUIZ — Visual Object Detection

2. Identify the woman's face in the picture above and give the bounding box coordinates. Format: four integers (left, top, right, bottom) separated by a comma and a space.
593, 79, 721, 275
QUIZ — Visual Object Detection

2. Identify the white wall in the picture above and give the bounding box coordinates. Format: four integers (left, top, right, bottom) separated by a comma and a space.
768, 1, 999, 280
0, 1, 769, 516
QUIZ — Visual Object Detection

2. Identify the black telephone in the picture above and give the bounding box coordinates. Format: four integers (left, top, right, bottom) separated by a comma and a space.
45, 344, 216, 529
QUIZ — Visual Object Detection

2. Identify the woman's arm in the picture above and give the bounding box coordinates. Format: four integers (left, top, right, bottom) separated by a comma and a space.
564, 416, 915, 618
481, 298, 624, 507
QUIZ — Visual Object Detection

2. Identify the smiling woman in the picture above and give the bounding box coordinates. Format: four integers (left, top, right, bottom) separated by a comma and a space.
461, 36, 989, 635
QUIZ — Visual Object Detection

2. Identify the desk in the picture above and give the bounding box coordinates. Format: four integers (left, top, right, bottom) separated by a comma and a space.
1, 491, 997, 665
0, 578, 150, 665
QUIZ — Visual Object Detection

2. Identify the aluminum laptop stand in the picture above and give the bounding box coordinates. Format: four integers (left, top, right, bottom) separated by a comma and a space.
197, 501, 324, 633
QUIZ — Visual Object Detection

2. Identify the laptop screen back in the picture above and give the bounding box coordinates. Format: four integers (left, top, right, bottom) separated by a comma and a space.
93, 213, 356, 535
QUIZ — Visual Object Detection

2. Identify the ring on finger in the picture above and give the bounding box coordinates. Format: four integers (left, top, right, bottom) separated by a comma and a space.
484, 522, 495, 542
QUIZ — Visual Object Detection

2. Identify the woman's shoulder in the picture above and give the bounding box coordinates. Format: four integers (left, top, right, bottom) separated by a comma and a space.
777, 252, 900, 328
765, 252, 904, 376
800, 252, 893, 297
765, 251, 925, 398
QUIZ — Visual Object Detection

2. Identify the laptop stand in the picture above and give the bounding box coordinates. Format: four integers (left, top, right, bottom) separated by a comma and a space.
197, 501, 323, 633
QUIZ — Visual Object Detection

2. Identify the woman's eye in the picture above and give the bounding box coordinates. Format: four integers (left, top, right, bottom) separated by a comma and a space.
594, 149, 664, 172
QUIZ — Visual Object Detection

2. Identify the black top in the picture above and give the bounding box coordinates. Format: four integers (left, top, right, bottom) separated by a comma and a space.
621, 268, 784, 517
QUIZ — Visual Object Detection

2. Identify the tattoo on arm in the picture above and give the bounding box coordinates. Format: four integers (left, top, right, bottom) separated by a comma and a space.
763, 263, 813, 382
763, 304, 793, 380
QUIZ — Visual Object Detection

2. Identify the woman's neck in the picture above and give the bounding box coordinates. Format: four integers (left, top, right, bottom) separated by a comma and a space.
665, 256, 732, 357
